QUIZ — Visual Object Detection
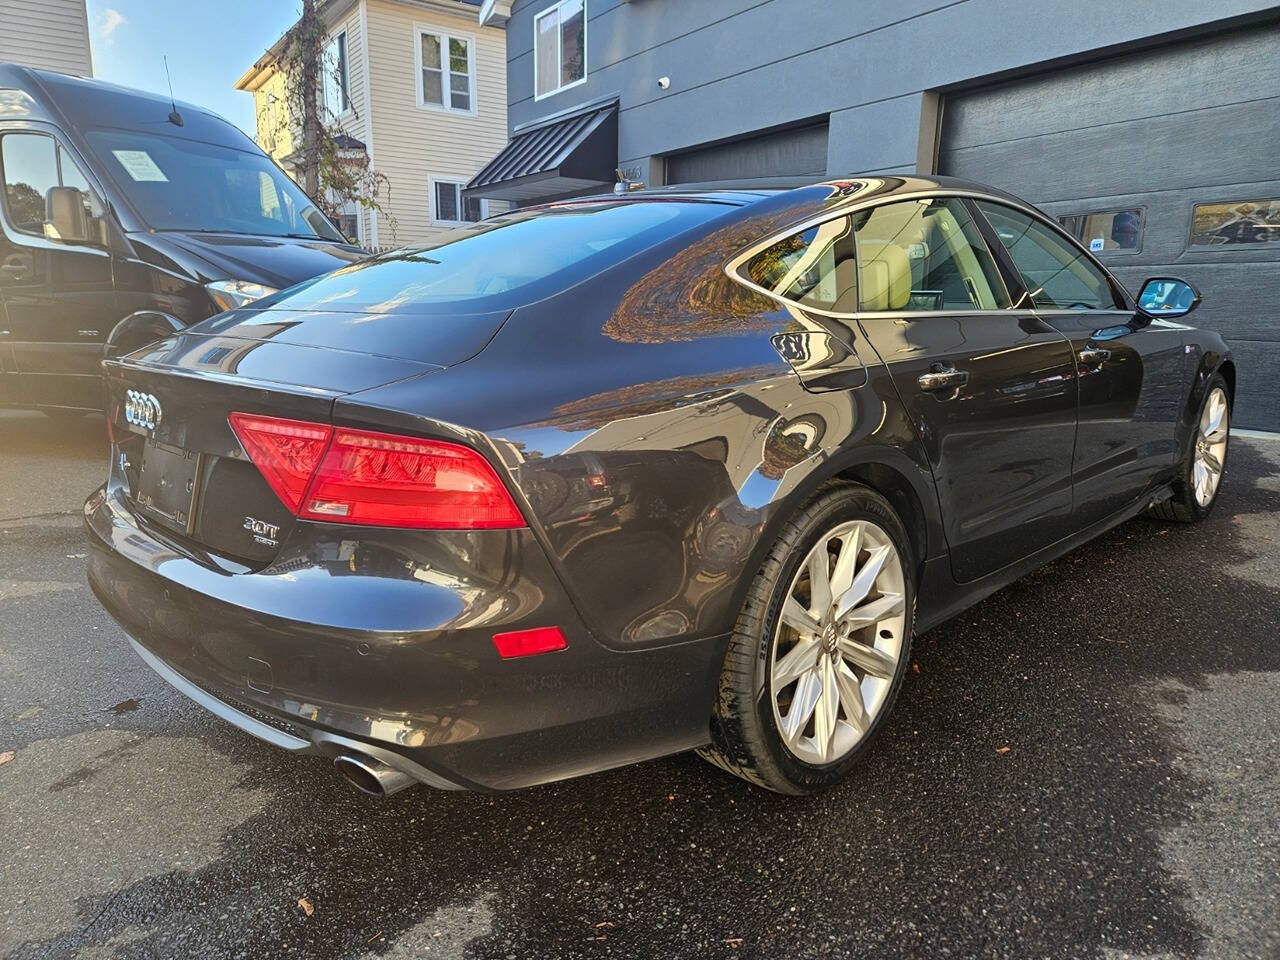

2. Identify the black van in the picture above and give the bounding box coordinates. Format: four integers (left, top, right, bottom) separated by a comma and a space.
0, 64, 366, 414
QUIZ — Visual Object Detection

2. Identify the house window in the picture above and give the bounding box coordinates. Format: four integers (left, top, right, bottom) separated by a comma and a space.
1057, 208, 1144, 254
432, 179, 484, 225
322, 31, 349, 116
418, 29, 475, 113
534, 0, 586, 99
1189, 198, 1280, 246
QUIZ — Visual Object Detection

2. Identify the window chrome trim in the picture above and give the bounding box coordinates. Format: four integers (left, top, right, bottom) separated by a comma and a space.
724, 186, 1135, 319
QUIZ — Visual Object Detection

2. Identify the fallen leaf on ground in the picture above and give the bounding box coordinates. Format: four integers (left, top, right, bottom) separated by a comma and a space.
0, 752, 13, 766
995, 745, 1011, 755
725, 937, 744, 947
298, 898, 314, 916
912, 663, 920, 673
594, 921, 614, 928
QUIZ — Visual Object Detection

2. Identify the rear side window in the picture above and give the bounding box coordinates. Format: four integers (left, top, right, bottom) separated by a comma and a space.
738, 216, 856, 312
852, 198, 1008, 312
977, 201, 1120, 310
267, 200, 727, 313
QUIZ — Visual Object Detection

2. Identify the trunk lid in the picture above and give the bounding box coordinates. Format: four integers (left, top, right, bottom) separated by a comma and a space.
102, 314, 487, 564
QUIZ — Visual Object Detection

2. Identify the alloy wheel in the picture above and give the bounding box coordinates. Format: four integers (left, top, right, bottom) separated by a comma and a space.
769, 520, 907, 765
1193, 386, 1229, 507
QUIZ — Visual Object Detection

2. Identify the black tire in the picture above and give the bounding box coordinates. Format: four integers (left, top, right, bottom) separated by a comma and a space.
699, 483, 916, 794
1147, 372, 1231, 523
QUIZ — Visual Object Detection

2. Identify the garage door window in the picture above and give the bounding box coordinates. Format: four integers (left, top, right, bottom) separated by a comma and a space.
1190, 199, 1280, 246
738, 216, 856, 312
1058, 209, 1143, 254
976, 201, 1120, 310
852, 198, 1009, 312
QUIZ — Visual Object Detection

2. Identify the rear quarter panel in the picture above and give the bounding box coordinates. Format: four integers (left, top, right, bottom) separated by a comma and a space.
343, 197, 943, 650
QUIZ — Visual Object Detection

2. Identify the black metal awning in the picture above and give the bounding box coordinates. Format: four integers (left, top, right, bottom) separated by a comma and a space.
465, 102, 617, 203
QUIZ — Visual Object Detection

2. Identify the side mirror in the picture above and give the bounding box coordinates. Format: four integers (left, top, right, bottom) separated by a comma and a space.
1137, 276, 1201, 318
44, 186, 93, 244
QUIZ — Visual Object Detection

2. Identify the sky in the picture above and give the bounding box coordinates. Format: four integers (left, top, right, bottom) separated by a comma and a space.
85, 0, 303, 137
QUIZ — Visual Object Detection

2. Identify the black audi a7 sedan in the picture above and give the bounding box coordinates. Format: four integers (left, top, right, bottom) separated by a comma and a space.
86, 175, 1233, 796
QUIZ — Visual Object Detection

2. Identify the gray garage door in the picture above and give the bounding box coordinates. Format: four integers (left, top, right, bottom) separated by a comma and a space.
941, 25, 1280, 430
665, 122, 829, 186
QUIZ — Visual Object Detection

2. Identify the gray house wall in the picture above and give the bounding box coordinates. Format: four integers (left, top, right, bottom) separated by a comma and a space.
504, 0, 1279, 184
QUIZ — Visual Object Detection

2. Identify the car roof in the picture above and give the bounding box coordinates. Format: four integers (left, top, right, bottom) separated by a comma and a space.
557, 174, 1032, 215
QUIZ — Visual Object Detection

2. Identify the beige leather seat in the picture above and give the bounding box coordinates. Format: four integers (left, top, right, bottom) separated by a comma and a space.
857, 241, 911, 311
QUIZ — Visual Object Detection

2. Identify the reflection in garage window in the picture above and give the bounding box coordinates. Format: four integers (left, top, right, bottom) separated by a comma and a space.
1058, 209, 1144, 253
1190, 199, 1280, 246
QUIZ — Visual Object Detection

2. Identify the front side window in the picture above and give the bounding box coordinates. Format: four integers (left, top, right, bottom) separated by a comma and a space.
1190, 198, 1280, 247
739, 217, 856, 312
432, 180, 484, 225
1058, 208, 1143, 254
535, 0, 586, 99
976, 201, 1119, 310
853, 198, 1009, 312
322, 31, 349, 116
1, 132, 103, 240
419, 30, 474, 112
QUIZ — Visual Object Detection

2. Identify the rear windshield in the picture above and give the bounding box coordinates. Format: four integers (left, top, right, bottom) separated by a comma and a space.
262, 200, 729, 313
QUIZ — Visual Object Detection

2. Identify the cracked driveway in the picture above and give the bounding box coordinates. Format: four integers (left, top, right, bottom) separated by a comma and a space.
1, 410, 1277, 959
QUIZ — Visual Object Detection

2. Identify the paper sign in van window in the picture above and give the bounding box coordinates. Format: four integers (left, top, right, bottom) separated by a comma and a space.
112, 150, 168, 182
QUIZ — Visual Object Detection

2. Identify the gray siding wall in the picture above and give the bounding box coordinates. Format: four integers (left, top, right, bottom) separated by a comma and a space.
504, 0, 1280, 183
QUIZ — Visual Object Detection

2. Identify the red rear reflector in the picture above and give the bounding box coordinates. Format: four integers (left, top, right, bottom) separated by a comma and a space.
229, 413, 333, 513
301, 427, 524, 529
492, 626, 568, 659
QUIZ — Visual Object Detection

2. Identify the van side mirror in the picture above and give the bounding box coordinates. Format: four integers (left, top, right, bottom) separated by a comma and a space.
1137, 276, 1201, 318
44, 186, 93, 244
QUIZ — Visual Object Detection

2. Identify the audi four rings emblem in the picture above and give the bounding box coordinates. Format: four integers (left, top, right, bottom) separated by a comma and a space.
124, 390, 162, 431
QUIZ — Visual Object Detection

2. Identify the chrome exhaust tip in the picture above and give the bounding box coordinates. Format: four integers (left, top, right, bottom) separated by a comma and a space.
333, 752, 416, 797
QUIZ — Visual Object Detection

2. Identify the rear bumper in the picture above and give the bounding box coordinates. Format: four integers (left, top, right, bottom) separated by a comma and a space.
85, 483, 724, 791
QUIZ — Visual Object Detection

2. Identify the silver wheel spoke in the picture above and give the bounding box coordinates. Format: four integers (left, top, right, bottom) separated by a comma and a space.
1202, 450, 1223, 475
833, 661, 868, 733
781, 597, 821, 636
781, 668, 822, 745
840, 591, 905, 629
837, 638, 896, 679
828, 525, 862, 598
1204, 425, 1228, 444
813, 659, 840, 760
807, 543, 832, 621
834, 543, 892, 621
773, 637, 820, 687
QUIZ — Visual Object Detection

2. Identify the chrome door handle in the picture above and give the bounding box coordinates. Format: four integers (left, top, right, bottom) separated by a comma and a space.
918, 365, 969, 392
1078, 346, 1111, 365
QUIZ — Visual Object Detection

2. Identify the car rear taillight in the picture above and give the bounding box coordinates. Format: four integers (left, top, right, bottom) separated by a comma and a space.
229, 414, 525, 530
229, 413, 332, 513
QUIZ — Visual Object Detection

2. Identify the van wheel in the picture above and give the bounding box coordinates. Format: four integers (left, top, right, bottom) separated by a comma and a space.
699, 484, 915, 794
1148, 374, 1230, 523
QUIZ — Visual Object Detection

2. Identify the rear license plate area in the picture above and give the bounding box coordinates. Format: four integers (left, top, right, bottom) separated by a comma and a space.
135, 440, 200, 534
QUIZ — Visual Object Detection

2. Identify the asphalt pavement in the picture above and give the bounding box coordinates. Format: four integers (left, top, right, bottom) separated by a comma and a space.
1, 408, 1277, 959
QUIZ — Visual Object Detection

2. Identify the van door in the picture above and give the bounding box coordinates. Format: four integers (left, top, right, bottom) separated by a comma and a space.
0, 129, 117, 410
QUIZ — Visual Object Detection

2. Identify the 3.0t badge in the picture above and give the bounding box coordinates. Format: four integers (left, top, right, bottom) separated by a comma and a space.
243, 516, 280, 547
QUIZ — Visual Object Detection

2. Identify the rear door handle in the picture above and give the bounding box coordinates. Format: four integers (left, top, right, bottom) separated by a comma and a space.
918, 365, 969, 392
1078, 346, 1111, 365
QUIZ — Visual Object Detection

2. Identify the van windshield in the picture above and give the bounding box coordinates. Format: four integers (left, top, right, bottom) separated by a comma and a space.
83, 129, 345, 242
